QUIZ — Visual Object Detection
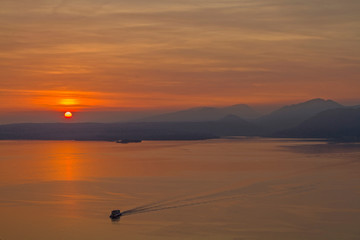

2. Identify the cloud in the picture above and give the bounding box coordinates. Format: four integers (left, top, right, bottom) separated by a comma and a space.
0, 0, 359, 111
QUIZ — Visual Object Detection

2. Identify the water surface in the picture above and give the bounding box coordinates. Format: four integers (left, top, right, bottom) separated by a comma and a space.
0, 138, 359, 239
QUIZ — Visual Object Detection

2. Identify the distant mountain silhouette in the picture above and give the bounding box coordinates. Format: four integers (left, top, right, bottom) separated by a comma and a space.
1, 98, 359, 141
140, 104, 260, 122
255, 98, 343, 132
275, 108, 360, 139
218, 114, 246, 122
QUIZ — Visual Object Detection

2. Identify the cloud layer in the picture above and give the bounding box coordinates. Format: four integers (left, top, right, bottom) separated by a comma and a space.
1, 0, 359, 110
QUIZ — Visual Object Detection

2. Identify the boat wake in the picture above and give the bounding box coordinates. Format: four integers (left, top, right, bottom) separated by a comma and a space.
116, 165, 322, 218
120, 192, 246, 216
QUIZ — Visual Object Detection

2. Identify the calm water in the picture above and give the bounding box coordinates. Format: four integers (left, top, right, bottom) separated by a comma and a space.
0, 138, 359, 240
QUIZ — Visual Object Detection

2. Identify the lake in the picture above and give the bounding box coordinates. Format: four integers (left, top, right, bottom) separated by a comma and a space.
0, 138, 359, 239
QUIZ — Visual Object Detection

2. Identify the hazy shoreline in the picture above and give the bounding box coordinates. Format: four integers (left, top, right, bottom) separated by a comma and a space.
0, 137, 358, 144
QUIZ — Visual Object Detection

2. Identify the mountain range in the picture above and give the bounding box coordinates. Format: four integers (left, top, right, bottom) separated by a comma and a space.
140, 104, 260, 122
275, 108, 360, 139
254, 98, 343, 132
139, 98, 347, 133
0, 98, 359, 141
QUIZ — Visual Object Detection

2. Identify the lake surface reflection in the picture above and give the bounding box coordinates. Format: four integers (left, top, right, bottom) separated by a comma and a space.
0, 139, 359, 239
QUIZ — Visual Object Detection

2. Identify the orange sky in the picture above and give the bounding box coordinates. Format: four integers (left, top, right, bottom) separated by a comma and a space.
1, 0, 360, 115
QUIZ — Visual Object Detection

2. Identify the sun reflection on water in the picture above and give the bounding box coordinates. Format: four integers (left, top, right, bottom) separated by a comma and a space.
47, 141, 84, 181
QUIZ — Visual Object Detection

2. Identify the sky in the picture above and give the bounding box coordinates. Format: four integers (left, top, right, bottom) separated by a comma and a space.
0, 0, 359, 122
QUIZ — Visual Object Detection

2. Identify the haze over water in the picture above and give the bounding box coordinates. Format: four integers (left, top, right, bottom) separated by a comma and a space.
0, 138, 359, 240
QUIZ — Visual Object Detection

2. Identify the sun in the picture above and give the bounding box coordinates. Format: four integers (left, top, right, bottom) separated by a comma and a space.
64, 111, 72, 118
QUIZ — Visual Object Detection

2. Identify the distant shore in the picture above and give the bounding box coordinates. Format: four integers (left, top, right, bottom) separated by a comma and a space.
0, 120, 359, 142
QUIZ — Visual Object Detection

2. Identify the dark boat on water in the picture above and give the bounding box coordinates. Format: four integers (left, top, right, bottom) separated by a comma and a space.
110, 210, 122, 219
116, 139, 142, 144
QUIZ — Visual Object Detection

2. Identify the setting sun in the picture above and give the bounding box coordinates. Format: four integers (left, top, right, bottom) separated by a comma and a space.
64, 111, 72, 118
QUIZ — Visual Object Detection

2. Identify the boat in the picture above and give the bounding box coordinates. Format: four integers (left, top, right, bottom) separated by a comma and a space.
109, 209, 122, 219
116, 139, 142, 144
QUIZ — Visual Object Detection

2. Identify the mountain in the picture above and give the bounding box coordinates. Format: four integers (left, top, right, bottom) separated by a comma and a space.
218, 114, 246, 122
140, 104, 260, 122
275, 108, 360, 140
255, 98, 343, 133
350, 105, 360, 109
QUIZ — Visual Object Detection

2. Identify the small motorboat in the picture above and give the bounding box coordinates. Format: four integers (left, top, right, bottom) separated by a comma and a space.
110, 209, 122, 219
116, 139, 142, 144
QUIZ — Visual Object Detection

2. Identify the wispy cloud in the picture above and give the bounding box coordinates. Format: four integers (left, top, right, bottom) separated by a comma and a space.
0, 0, 359, 111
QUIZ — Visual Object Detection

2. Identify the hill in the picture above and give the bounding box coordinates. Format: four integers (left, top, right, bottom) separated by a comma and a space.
255, 98, 343, 132
275, 108, 360, 140
140, 104, 260, 122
